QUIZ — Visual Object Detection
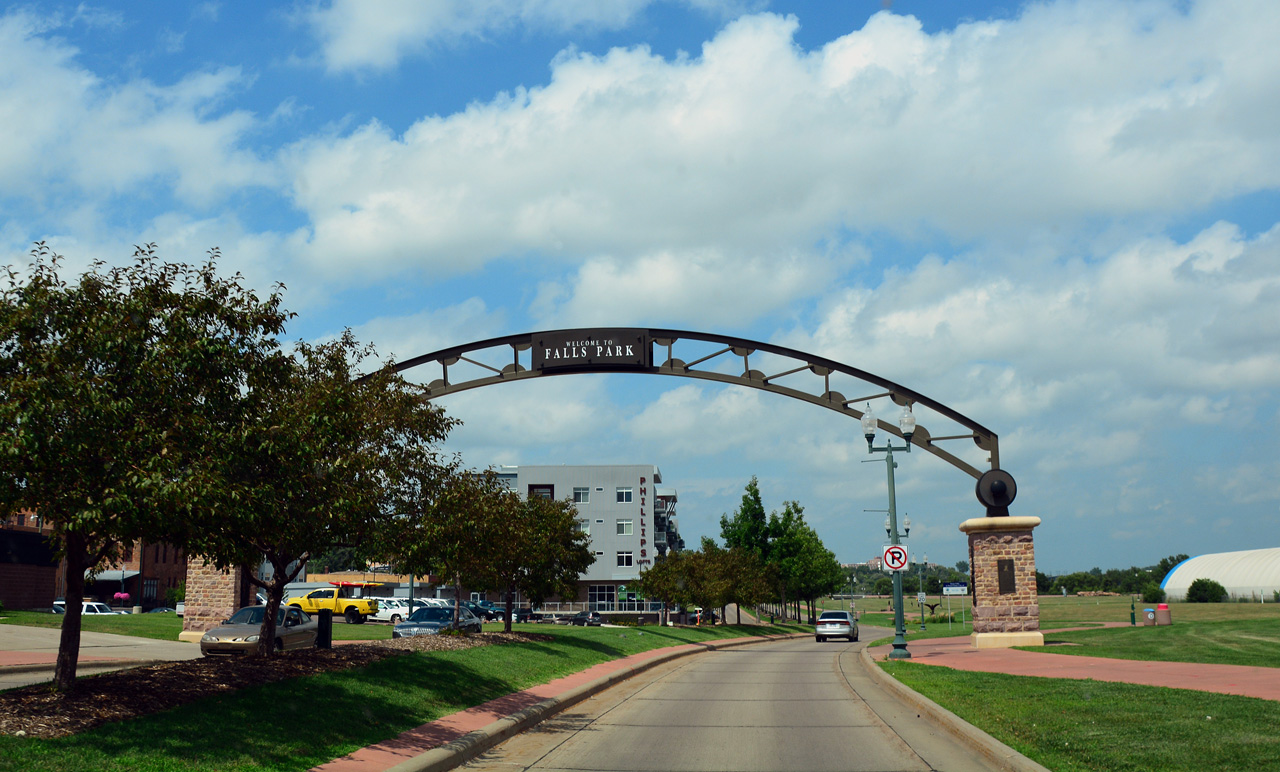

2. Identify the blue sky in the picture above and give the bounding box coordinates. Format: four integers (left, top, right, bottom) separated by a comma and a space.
4, 0, 1279, 574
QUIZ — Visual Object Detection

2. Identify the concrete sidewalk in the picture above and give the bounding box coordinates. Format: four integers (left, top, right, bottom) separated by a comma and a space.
866, 631, 1280, 701
0, 622, 202, 689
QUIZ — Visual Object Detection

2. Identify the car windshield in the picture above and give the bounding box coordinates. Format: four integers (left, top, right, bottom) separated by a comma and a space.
226, 607, 286, 626
819, 612, 850, 621
408, 607, 452, 623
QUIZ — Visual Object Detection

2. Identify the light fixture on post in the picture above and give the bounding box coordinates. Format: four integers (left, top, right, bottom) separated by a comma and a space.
862, 401, 916, 659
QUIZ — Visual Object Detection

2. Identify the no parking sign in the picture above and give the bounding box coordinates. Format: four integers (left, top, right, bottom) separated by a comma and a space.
883, 544, 909, 572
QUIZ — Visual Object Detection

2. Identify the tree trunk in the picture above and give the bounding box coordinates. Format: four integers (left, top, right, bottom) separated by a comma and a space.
504, 584, 514, 633
54, 534, 89, 692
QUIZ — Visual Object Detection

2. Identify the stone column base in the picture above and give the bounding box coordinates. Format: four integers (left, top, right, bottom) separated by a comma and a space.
178, 630, 204, 644
971, 631, 1044, 649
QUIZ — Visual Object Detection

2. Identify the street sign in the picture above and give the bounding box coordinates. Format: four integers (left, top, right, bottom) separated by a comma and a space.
883, 544, 909, 571
917, 592, 927, 604
943, 582, 968, 596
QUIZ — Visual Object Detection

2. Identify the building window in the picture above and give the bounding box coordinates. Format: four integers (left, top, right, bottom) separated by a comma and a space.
529, 484, 554, 500
577, 519, 590, 535
588, 584, 616, 609
616, 519, 633, 536
573, 487, 590, 503
616, 552, 633, 567
616, 487, 633, 503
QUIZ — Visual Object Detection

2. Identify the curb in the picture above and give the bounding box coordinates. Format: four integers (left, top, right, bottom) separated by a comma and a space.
858, 647, 1053, 772
0, 658, 171, 677
382, 633, 809, 772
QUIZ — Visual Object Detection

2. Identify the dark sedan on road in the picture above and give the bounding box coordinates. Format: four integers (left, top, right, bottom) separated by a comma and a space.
569, 610, 603, 626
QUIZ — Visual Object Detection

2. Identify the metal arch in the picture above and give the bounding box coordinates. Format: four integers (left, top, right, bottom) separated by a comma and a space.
390, 328, 1000, 480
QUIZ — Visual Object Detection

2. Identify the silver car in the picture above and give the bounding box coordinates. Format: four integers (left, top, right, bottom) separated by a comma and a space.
815, 610, 859, 642
201, 605, 317, 656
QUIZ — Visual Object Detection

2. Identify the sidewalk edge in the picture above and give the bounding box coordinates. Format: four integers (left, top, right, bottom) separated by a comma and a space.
858, 646, 1053, 772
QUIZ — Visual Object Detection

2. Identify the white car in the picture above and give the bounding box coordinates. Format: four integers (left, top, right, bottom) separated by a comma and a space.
53, 601, 126, 615
370, 598, 410, 624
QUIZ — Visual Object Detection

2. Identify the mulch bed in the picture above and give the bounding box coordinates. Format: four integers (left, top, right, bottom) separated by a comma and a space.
0, 631, 552, 739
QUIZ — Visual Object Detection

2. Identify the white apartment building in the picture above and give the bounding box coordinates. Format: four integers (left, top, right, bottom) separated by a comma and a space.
498, 464, 681, 609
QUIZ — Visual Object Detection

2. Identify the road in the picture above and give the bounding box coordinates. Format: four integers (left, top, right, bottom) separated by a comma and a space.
460, 629, 1016, 772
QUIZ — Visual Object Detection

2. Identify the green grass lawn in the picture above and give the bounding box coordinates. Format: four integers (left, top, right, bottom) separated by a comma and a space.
1033, 618, 1280, 667
881, 661, 1280, 772
0, 624, 801, 772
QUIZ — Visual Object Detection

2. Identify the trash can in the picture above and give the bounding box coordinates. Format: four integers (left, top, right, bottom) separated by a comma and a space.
1142, 608, 1156, 626
317, 609, 333, 649
1155, 602, 1172, 626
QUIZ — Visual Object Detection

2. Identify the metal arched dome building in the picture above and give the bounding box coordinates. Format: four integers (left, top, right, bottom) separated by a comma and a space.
1160, 548, 1280, 601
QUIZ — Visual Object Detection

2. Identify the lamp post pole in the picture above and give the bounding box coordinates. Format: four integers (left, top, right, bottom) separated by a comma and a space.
918, 553, 928, 631
863, 403, 915, 660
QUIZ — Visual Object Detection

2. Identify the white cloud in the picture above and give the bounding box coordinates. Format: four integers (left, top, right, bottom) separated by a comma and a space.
283, 3, 1280, 288
530, 245, 854, 328
303, 0, 758, 73
0, 10, 272, 208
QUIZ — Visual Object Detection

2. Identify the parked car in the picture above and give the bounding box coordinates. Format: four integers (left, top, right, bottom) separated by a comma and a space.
459, 600, 499, 621
175, 602, 185, 617
392, 605, 483, 638
687, 608, 717, 625
53, 600, 126, 615
200, 605, 317, 656
147, 606, 176, 613
510, 607, 540, 623
814, 610, 858, 642
370, 598, 410, 624
569, 610, 603, 626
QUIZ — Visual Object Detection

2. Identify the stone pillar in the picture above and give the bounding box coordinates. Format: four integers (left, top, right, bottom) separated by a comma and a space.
178, 559, 251, 643
959, 516, 1044, 649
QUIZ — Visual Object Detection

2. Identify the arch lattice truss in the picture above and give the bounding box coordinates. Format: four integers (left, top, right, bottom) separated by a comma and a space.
392, 328, 1000, 480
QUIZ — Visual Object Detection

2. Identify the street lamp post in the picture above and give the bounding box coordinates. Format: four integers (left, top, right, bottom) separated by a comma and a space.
862, 403, 915, 660
918, 552, 928, 631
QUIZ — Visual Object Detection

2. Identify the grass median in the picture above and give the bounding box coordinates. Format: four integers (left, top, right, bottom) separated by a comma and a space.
881, 661, 1280, 772
0, 623, 803, 772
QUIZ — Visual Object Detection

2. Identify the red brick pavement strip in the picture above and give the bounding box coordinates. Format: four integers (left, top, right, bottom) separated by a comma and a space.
869, 634, 1280, 701
312, 636, 797, 772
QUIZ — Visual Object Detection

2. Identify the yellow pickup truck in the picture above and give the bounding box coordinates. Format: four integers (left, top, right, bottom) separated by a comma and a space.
285, 582, 379, 624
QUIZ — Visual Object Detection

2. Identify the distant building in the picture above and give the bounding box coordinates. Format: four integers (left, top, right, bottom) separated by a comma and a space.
499, 464, 682, 608
0, 512, 185, 610
1161, 548, 1280, 601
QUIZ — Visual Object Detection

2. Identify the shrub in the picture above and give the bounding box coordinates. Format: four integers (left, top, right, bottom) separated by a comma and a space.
1141, 584, 1166, 604
165, 582, 185, 608
1185, 578, 1227, 603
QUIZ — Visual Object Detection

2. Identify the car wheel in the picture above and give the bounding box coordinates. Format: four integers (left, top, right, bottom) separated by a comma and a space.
344, 608, 360, 625
851, 633, 859, 642
816, 636, 825, 642
275, 638, 284, 651
391, 614, 402, 624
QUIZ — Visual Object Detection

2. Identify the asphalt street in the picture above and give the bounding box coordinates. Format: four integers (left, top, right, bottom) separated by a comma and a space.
458, 630, 1025, 772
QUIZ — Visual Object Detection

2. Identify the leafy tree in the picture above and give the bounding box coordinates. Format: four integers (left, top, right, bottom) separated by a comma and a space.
720, 476, 769, 557
385, 467, 496, 627
1186, 578, 1227, 603
195, 331, 458, 653
636, 551, 693, 625
1141, 584, 1167, 604
0, 244, 290, 690
470, 489, 594, 632
954, 560, 969, 573
1154, 554, 1190, 583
